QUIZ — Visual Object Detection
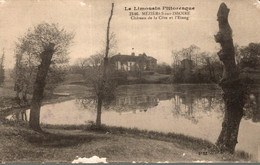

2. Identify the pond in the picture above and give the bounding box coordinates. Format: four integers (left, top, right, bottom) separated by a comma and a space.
8, 84, 260, 160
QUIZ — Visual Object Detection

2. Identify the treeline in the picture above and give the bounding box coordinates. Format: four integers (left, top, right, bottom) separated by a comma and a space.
170, 43, 260, 84
70, 42, 260, 85
171, 45, 223, 83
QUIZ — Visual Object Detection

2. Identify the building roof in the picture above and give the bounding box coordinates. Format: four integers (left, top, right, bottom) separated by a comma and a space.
110, 53, 157, 62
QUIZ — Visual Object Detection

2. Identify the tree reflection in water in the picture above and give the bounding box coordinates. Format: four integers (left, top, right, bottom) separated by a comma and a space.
73, 84, 260, 126
171, 85, 224, 124
243, 87, 260, 122
9, 85, 260, 126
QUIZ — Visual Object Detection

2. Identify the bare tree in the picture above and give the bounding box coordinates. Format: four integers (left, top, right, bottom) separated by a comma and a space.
96, 3, 114, 127
77, 4, 115, 128
171, 45, 200, 67
74, 31, 117, 78
171, 50, 181, 68
198, 52, 222, 82
99, 32, 117, 58
16, 23, 74, 131
214, 3, 247, 153
74, 58, 89, 77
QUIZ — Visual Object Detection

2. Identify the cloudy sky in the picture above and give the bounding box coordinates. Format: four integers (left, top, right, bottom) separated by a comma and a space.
0, 0, 260, 68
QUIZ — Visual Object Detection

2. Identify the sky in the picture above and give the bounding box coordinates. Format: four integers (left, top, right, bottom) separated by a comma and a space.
0, 0, 260, 68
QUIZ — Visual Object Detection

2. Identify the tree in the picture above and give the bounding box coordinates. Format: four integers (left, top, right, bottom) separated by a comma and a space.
99, 32, 117, 58
16, 23, 74, 131
239, 43, 260, 69
171, 45, 200, 83
214, 3, 247, 153
78, 4, 115, 128
171, 45, 223, 83
171, 45, 200, 68
74, 58, 89, 78
156, 62, 172, 74
96, 3, 114, 127
84, 54, 107, 88
171, 50, 181, 68
198, 52, 223, 82
14, 24, 70, 104
83, 53, 116, 104
0, 49, 5, 86
73, 32, 117, 78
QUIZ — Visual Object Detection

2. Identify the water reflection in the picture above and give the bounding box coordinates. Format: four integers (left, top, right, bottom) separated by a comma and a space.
244, 90, 260, 123
8, 84, 260, 125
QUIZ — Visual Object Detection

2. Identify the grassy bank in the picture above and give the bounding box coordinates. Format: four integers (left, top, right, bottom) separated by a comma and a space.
0, 119, 252, 163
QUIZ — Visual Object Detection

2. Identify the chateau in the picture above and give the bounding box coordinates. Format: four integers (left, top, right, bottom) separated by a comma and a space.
110, 52, 157, 72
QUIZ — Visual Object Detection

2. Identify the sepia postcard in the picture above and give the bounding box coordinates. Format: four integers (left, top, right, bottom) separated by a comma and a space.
0, 0, 259, 163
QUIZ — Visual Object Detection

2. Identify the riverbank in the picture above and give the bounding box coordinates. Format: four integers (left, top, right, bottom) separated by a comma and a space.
0, 83, 254, 163
0, 118, 251, 163
0, 83, 92, 117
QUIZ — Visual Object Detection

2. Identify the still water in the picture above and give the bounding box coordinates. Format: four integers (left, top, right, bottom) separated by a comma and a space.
8, 84, 260, 160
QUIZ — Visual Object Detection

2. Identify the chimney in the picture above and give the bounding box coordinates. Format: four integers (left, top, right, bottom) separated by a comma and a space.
131, 48, 135, 56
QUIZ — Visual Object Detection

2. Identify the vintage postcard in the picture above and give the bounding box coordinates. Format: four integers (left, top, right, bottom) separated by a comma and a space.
0, 0, 259, 163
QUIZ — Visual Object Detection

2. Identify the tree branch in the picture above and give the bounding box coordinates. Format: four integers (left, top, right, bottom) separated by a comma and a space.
105, 3, 114, 59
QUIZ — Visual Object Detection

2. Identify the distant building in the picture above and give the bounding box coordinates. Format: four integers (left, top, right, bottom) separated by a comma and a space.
110, 52, 157, 72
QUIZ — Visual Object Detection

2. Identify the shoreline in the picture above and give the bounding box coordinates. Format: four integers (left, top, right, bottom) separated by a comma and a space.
0, 84, 256, 163
0, 118, 253, 163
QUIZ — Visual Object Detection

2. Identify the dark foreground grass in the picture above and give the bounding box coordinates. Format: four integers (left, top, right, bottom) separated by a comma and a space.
86, 124, 217, 152
0, 119, 253, 163
26, 132, 94, 148
43, 122, 215, 151
41, 123, 252, 161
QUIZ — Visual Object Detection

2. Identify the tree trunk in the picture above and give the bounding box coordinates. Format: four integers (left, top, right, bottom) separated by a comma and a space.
96, 95, 102, 127
22, 90, 28, 104
95, 3, 114, 128
216, 81, 246, 153
211, 66, 216, 82
214, 3, 247, 153
29, 43, 55, 131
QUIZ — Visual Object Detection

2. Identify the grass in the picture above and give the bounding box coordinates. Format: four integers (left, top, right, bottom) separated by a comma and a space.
0, 119, 252, 163
127, 73, 171, 84
42, 122, 216, 151
41, 123, 252, 162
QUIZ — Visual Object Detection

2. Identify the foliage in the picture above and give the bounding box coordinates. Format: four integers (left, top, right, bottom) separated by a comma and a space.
238, 43, 260, 69
82, 54, 116, 103
172, 45, 200, 68
156, 62, 172, 75
13, 23, 74, 102
171, 46, 223, 84
73, 58, 89, 77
